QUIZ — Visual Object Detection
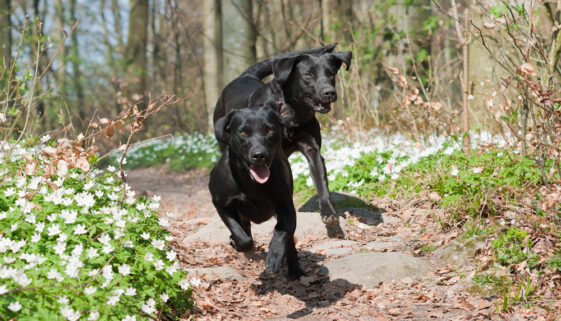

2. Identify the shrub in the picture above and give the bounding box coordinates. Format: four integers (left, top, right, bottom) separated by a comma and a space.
0, 145, 193, 320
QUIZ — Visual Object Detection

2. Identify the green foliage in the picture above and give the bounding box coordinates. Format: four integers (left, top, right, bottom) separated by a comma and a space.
294, 144, 544, 219
109, 134, 219, 171
490, 5, 508, 18
0, 151, 193, 320
492, 228, 538, 268
549, 233, 561, 271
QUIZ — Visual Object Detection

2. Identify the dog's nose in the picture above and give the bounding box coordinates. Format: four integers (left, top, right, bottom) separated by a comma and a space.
252, 151, 267, 163
321, 88, 336, 101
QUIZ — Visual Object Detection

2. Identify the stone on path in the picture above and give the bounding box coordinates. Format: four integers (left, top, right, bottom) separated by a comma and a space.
323, 252, 433, 288
309, 240, 358, 256
184, 209, 400, 244
185, 266, 242, 281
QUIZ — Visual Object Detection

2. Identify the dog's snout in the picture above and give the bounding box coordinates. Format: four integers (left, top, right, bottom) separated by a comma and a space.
252, 151, 267, 163
321, 88, 337, 101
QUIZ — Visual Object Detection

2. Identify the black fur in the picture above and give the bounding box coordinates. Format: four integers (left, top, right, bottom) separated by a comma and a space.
209, 107, 304, 279
213, 45, 352, 237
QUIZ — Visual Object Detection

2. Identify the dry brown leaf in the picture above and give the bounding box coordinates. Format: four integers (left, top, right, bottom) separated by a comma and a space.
517, 62, 537, 77
103, 125, 114, 139
75, 157, 90, 172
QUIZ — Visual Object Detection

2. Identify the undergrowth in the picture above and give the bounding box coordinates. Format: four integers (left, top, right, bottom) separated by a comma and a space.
0, 144, 194, 320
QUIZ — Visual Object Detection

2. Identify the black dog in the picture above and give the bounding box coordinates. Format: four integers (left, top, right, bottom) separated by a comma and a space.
208, 106, 303, 278
213, 45, 352, 237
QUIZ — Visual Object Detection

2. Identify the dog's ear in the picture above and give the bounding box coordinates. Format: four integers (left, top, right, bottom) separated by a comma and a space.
328, 51, 353, 71
272, 56, 303, 85
214, 110, 237, 144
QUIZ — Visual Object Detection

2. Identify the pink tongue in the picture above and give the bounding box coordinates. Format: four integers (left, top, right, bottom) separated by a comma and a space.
249, 165, 270, 184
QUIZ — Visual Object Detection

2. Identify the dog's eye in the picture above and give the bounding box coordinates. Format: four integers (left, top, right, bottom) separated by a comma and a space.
266, 128, 274, 135
240, 130, 247, 136
305, 72, 314, 79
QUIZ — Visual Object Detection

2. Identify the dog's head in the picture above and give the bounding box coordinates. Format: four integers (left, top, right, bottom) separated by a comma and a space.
272, 51, 352, 114
215, 107, 283, 184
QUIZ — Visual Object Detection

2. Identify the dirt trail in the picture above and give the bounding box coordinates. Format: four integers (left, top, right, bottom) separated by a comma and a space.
127, 167, 514, 320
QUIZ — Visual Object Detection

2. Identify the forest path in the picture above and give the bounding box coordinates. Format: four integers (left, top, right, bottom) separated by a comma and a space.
127, 167, 501, 321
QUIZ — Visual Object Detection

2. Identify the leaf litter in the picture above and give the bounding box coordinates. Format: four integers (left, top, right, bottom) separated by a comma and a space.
127, 167, 559, 320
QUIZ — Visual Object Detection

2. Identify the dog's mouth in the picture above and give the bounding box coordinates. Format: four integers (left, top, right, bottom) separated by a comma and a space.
249, 163, 271, 184
305, 95, 332, 114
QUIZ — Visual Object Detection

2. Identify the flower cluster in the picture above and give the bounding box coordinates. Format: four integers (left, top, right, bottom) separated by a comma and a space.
289, 129, 515, 192
110, 133, 219, 170
0, 141, 193, 320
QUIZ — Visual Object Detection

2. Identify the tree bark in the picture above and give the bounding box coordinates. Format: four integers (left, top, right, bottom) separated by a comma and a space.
0, 0, 11, 69
336, 0, 353, 43
70, 0, 85, 124
125, 0, 149, 106
55, 0, 66, 97
203, 0, 221, 131
221, 0, 256, 85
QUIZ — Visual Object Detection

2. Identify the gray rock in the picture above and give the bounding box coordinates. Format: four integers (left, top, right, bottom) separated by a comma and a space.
323, 252, 433, 288
433, 235, 487, 267
310, 240, 358, 256
183, 220, 230, 243
252, 211, 348, 239
185, 266, 242, 281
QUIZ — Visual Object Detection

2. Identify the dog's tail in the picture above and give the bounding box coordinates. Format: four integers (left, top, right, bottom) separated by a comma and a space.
241, 43, 337, 79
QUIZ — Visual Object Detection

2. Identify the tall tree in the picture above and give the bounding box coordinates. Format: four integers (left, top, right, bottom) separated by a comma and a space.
70, 0, 85, 124
125, 0, 149, 105
336, 0, 353, 43
0, 0, 11, 69
55, 0, 66, 97
221, 0, 256, 85
203, 0, 221, 131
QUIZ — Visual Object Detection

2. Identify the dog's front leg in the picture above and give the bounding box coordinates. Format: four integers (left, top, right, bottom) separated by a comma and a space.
297, 135, 344, 238
265, 205, 303, 278
216, 208, 254, 252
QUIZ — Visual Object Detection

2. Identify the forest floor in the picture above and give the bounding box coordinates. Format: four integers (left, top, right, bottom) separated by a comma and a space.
127, 167, 555, 321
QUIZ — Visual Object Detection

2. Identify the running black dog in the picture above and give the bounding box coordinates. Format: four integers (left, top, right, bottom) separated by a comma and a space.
214, 45, 352, 237
209, 106, 303, 278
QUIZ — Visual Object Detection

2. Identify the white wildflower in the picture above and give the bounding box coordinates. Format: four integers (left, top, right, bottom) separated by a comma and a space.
74, 224, 87, 235
154, 260, 164, 271
8, 301, 22, 312
84, 286, 97, 295
48, 224, 62, 236
124, 287, 136, 296
88, 311, 100, 321
118, 264, 131, 276
166, 250, 177, 261
152, 239, 165, 250
179, 278, 191, 290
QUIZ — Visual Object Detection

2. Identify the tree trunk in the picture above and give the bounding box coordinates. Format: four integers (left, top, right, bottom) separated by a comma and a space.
221, 0, 256, 85
70, 0, 85, 125
112, 0, 124, 50
125, 0, 149, 107
55, 0, 66, 98
0, 0, 11, 69
320, 0, 330, 43
203, 0, 221, 131
336, 0, 353, 43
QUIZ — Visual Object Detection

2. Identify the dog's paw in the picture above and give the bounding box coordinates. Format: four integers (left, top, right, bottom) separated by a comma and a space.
321, 214, 339, 226
229, 235, 254, 252
287, 265, 305, 280
265, 251, 283, 275
325, 222, 345, 239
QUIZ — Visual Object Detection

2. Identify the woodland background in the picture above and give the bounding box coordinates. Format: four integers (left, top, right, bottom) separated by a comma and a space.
2, 0, 561, 169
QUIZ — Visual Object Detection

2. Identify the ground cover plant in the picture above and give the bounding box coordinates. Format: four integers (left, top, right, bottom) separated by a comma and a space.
0, 139, 194, 320
108, 134, 219, 172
